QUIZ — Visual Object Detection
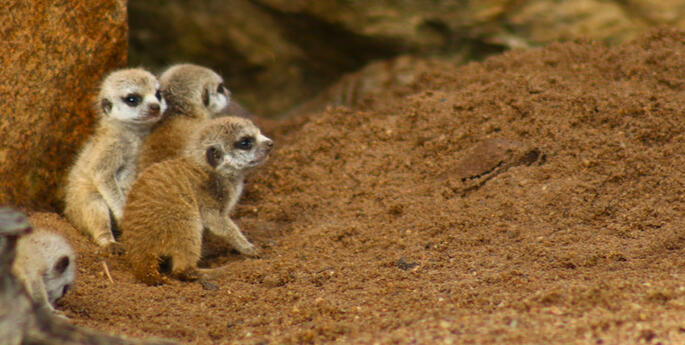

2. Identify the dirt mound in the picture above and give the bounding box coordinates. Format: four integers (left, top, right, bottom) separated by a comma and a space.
30, 27, 685, 344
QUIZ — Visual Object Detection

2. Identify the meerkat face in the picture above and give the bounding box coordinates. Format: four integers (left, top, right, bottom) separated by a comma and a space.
160, 64, 231, 117
211, 131, 272, 173
44, 254, 75, 305
98, 68, 167, 125
194, 117, 273, 175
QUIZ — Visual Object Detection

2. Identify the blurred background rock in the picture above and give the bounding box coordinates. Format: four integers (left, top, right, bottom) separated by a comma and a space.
129, 0, 685, 118
2, 0, 684, 210
1, 0, 127, 211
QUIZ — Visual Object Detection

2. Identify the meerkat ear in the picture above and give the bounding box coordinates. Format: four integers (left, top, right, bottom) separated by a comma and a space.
101, 98, 113, 114
53, 256, 70, 274
205, 146, 223, 168
202, 87, 210, 107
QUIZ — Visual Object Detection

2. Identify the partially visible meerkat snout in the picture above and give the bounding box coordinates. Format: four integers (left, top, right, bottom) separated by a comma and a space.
64, 68, 166, 251
137, 63, 232, 171
12, 230, 76, 313
122, 116, 273, 285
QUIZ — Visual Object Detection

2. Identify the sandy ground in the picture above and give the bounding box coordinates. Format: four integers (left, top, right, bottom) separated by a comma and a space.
26, 27, 685, 344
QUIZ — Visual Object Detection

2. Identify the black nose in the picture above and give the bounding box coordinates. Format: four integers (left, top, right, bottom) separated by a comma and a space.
266, 140, 274, 148
149, 103, 160, 112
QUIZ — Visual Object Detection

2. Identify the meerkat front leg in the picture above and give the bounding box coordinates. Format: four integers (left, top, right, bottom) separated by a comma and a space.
66, 186, 119, 250
88, 166, 127, 253
203, 210, 258, 256
93, 169, 126, 222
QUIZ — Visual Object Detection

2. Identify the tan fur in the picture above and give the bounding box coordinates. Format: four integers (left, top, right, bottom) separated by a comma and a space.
64, 68, 165, 250
137, 64, 231, 172
122, 117, 273, 285
12, 230, 76, 314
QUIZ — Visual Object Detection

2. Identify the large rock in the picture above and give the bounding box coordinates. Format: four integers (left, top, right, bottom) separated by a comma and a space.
129, 0, 685, 117
0, 0, 128, 210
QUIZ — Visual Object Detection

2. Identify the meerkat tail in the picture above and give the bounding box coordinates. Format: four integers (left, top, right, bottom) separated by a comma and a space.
128, 251, 167, 286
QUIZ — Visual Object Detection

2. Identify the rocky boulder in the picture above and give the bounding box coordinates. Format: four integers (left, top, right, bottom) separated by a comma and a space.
129, 0, 685, 117
0, 0, 128, 210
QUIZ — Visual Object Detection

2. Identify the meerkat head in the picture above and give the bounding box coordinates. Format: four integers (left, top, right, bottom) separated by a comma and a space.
29, 231, 76, 305
187, 117, 273, 175
97, 68, 166, 125
160, 64, 231, 118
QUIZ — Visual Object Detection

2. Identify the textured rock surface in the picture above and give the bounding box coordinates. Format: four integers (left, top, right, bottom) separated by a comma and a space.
0, 0, 128, 210
130, 0, 685, 117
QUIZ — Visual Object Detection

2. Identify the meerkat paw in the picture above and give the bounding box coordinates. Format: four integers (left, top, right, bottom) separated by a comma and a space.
238, 243, 260, 257
98, 241, 125, 256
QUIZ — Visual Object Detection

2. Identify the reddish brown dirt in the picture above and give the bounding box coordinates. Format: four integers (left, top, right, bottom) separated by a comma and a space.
27, 27, 685, 344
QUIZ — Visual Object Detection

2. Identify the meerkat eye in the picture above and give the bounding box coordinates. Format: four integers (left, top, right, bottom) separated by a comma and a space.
155, 89, 162, 101
53, 256, 70, 274
234, 137, 253, 150
217, 83, 225, 94
122, 93, 142, 107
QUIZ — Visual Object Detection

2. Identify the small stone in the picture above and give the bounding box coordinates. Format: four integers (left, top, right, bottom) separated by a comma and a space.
263, 274, 282, 287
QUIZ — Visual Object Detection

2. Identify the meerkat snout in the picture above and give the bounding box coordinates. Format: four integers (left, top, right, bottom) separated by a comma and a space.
140, 92, 166, 121
254, 134, 274, 163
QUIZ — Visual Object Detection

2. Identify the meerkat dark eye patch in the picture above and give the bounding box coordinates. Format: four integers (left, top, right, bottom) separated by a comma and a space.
155, 89, 162, 101
202, 87, 210, 107
234, 137, 254, 150
123, 93, 142, 107
217, 83, 225, 94
54, 256, 70, 274
101, 99, 113, 114
206, 146, 223, 167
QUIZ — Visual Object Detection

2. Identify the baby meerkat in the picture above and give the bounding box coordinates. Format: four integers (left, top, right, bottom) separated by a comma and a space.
64, 68, 166, 251
12, 230, 76, 313
137, 63, 231, 171
121, 116, 273, 285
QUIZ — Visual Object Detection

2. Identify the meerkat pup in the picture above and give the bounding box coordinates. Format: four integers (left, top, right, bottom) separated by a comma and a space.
64, 68, 166, 251
121, 116, 273, 285
137, 63, 231, 171
12, 230, 76, 313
